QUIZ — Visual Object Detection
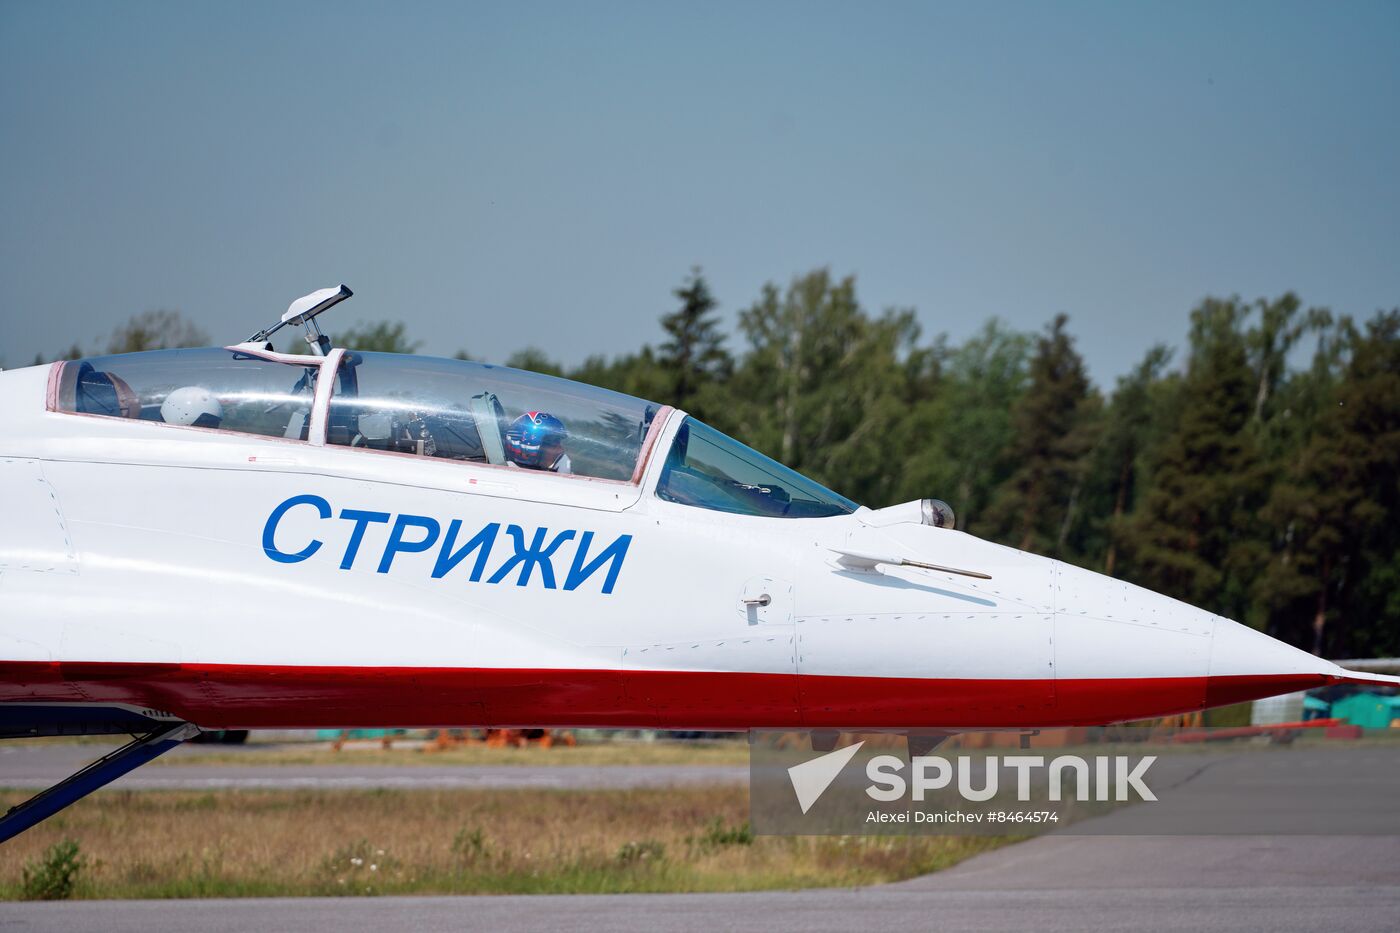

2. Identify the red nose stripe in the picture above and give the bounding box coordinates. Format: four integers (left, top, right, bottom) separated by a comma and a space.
0, 661, 1338, 731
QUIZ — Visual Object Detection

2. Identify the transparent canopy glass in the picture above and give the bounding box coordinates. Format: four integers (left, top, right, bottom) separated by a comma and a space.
54, 348, 320, 440
53, 350, 853, 512
328, 352, 662, 482
656, 418, 858, 518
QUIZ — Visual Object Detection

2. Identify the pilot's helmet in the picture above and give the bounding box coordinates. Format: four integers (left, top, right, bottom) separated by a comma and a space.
161, 386, 224, 428
504, 411, 568, 469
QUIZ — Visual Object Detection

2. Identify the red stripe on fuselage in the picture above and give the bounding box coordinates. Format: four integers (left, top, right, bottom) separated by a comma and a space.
0, 661, 1330, 730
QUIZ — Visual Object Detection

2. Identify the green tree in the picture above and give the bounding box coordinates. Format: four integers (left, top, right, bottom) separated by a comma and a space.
332, 321, 420, 354
1245, 292, 1330, 425
103, 309, 209, 353
983, 314, 1101, 556
1256, 310, 1400, 655
894, 320, 1031, 530
505, 347, 564, 376
658, 268, 731, 418
1118, 298, 1260, 617
727, 268, 918, 505
1324, 312, 1400, 657
29, 344, 84, 366
1091, 344, 1173, 575
570, 347, 672, 404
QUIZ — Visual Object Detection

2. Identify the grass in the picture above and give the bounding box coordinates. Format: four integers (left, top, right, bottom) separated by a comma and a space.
150, 737, 752, 768
0, 786, 1011, 899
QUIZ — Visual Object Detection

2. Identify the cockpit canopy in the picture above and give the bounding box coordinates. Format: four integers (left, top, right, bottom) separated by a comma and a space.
56, 348, 321, 439
54, 347, 661, 483
657, 418, 858, 518
51, 347, 859, 516
327, 351, 658, 481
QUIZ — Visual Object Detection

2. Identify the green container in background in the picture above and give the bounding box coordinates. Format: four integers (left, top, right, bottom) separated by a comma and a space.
314, 728, 407, 741
1329, 693, 1400, 730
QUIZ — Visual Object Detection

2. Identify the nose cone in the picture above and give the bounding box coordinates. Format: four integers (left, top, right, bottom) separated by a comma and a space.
1045, 560, 1348, 718
1205, 617, 1339, 707
1057, 555, 1342, 711
1051, 560, 1214, 721
810, 519, 1393, 724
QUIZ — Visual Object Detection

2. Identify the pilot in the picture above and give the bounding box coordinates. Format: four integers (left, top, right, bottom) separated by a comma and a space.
161, 386, 224, 429
504, 411, 571, 474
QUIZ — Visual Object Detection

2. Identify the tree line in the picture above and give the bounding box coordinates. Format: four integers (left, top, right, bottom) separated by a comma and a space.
29, 269, 1400, 658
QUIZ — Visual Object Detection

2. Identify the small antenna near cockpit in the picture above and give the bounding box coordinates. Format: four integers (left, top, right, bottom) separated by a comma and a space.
245, 285, 353, 356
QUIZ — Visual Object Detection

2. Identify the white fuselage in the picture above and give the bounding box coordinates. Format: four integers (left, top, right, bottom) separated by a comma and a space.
0, 356, 1371, 731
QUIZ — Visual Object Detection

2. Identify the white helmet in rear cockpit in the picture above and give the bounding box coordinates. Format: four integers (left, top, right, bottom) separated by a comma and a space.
161, 386, 224, 428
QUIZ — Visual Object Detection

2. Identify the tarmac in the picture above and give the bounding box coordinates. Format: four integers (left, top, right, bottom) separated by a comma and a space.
4, 835, 1396, 932
2, 741, 1397, 931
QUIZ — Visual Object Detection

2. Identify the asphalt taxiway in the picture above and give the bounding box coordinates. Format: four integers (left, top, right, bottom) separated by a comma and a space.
5, 834, 1397, 933
3, 742, 1397, 931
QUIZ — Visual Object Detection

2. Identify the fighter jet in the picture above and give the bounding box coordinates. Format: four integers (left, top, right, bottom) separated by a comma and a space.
1, 286, 1393, 841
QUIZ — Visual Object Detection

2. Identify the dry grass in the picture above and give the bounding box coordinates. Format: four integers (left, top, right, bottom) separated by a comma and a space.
152, 738, 751, 768
0, 786, 1010, 899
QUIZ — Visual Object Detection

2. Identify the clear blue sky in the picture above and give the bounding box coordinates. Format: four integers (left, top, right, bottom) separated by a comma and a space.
2, 1, 1396, 385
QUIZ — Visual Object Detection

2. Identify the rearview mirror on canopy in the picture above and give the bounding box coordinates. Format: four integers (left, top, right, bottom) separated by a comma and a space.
245, 284, 354, 356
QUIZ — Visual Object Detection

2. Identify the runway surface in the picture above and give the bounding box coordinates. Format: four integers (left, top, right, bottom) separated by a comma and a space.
5, 835, 1397, 932
0, 743, 745, 790
3, 742, 1397, 931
